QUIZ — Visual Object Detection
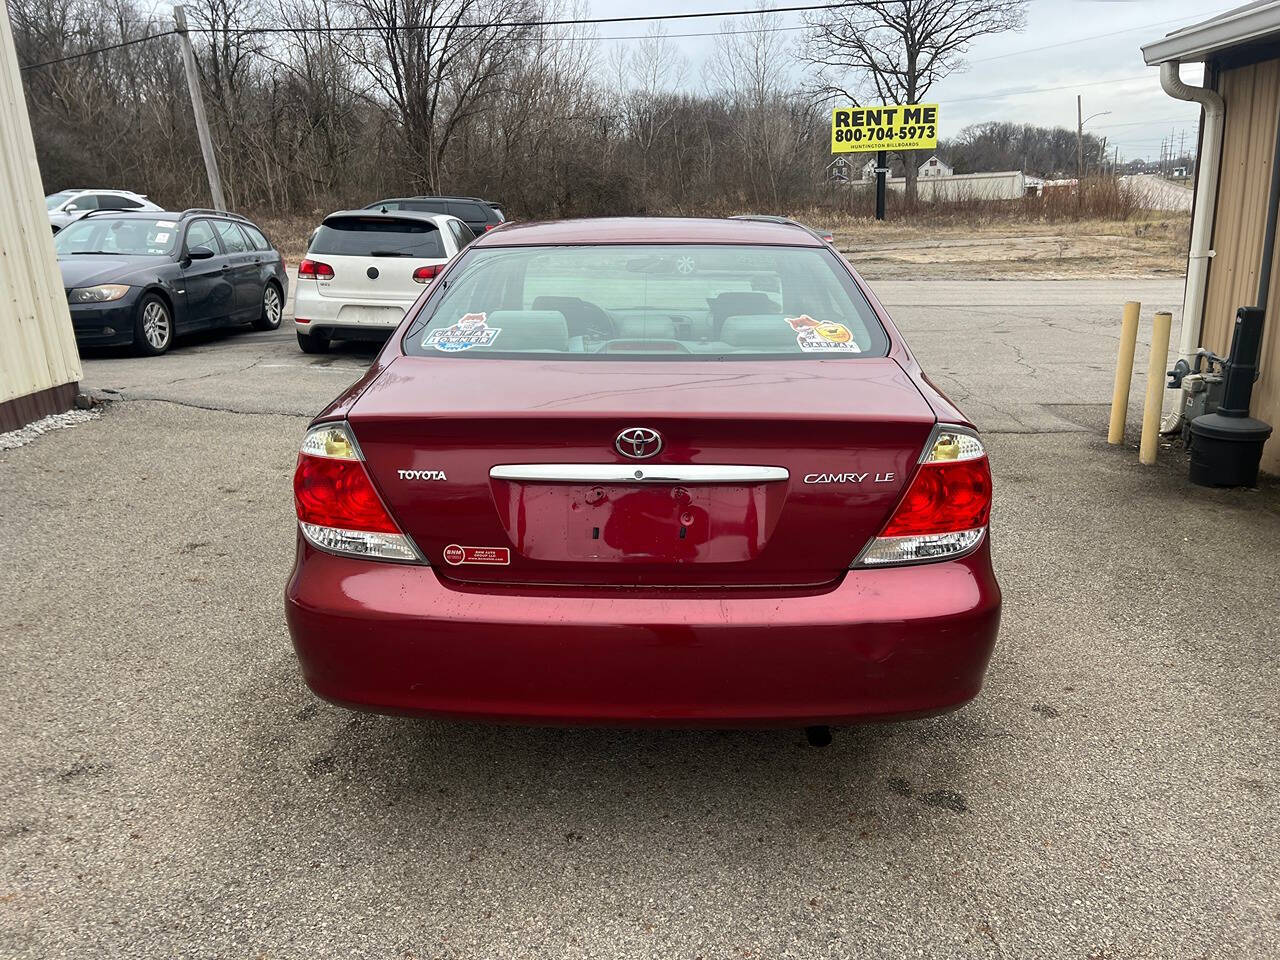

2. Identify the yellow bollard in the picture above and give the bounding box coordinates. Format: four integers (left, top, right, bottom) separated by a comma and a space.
1139, 310, 1173, 465
1108, 301, 1141, 444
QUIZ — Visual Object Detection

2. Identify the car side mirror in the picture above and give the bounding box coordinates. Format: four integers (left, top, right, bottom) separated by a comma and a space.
64, 203, 78, 211
186, 245, 215, 261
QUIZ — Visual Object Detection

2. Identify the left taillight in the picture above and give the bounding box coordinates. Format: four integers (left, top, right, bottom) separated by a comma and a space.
293, 422, 422, 563
856, 424, 992, 567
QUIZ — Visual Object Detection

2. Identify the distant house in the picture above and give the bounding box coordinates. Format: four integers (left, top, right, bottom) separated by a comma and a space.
919, 155, 954, 178
860, 157, 911, 180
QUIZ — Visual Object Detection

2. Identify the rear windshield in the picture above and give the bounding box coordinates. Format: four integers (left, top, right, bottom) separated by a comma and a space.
310, 217, 445, 259
403, 244, 889, 358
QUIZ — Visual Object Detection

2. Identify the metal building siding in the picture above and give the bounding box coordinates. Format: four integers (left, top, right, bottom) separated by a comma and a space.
0, 4, 81, 413
1201, 57, 1280, 474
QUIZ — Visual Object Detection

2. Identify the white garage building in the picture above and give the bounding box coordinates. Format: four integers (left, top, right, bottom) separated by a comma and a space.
0, 12, 81, 432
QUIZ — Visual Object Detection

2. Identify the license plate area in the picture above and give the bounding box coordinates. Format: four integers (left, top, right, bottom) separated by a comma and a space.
491, 481, 784, 564
337, 304, 404, 326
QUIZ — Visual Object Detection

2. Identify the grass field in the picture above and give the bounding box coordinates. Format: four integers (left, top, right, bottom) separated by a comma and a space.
254, 211, 1192, 283
827, 216, 1191, 280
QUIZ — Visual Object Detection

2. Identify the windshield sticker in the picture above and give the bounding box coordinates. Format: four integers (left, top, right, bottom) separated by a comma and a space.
786, 315, 862, 353
156, 220, 177, 228
425, 313, 502, 352
154, 232, 170, 243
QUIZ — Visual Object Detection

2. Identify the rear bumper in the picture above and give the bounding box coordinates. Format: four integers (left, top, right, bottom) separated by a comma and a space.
285, 537, 1002, 726
293, 286, 411, 337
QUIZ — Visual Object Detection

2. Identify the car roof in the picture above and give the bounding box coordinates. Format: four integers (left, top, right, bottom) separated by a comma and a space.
324, 209, 455, 226
368, 196, 500, 207
731, 214, 833, 242
71, 210, 252, 224
474, 216, 825, 248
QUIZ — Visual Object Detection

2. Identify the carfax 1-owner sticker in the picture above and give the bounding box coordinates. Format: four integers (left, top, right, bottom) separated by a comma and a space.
831, 104, 939, 153
425, 313, 502, 352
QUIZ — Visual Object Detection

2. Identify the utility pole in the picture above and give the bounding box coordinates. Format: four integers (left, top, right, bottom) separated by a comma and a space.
1076, 95, 1083, 180
173, 5, 226, 211
1076, 96, 1111, 180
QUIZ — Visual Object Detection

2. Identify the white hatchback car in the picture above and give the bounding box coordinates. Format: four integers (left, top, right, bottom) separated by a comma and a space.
294, 210, 475, 353
47, 189, 161, 232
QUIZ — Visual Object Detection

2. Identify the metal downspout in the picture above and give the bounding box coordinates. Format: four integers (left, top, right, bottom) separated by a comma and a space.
1159, 60, 1226, 431
1255, 103, 1280, 312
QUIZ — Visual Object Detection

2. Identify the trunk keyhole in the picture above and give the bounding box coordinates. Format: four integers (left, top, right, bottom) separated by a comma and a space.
592, 526, 600, 540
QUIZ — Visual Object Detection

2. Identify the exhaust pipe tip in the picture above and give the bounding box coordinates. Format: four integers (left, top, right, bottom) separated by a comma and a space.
804, 725, 833, 747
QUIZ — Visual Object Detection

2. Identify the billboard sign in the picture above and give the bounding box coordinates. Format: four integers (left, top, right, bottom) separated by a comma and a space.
831, 104, 939, 154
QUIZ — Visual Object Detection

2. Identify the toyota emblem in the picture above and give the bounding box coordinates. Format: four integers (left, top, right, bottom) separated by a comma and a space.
615, 426, 663, 459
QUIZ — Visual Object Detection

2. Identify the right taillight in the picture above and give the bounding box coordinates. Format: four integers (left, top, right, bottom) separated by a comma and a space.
856, 425, 991, 567
293, 423, 421, 563
412, 264, 441, 283
298, 258, 334, 280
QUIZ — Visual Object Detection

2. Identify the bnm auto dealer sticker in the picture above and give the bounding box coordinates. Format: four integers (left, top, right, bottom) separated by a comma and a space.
442, 544, 511, 565
425, 313, 502, 352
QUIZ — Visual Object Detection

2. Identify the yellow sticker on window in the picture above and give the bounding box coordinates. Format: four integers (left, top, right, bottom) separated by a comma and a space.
787, 316, 861, 353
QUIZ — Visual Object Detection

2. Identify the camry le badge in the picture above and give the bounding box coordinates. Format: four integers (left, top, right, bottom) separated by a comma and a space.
615, 427, 663, 460
803, 472, 896, 483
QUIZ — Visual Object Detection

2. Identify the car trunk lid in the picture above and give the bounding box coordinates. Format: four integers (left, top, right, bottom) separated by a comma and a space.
308, 214, 449, 304
348, 356, 936, 586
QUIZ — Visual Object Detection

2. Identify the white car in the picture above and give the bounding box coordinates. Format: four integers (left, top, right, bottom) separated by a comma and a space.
46, 189, 161, 232
294, 210, 475, 353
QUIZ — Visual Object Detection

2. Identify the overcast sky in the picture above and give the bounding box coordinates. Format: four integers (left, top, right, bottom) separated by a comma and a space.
590, 0, 1223, 163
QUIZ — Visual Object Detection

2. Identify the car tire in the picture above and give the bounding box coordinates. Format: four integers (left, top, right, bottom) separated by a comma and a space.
134, 294, 174, 356
297, 330, 329, 354
253, 282, 283, 331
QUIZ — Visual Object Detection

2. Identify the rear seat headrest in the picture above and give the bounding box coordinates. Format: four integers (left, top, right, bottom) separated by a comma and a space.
483, 310, 569, 351
719, 314, 797, 349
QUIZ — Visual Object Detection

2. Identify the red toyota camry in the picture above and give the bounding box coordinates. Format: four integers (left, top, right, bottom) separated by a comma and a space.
286, 217, 999, 731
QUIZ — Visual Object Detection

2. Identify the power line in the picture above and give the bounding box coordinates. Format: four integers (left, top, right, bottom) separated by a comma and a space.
198, 2, 863, 35
20, 1, 857, 70
965, 6, 1235, 64
944, 74, 1155, 105
16, 0, 1222, 92
1094, 116, 1201, 130
20, 30, 175, 70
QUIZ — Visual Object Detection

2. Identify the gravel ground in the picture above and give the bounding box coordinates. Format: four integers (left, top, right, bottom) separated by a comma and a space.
2, 278, 1278, 959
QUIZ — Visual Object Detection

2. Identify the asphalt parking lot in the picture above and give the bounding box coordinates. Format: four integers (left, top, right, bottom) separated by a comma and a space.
3, 278, 1278, 958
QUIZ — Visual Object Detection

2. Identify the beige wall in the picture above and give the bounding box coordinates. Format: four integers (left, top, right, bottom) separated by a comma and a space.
1201, 57, 1280, 474
0, 0, 81, 410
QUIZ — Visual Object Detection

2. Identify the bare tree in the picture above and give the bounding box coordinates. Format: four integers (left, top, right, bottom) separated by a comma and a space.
609, 25, 686, 207
801, 0, 1027, 203
343, 0, 535, 192
706, 5, 814, 210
